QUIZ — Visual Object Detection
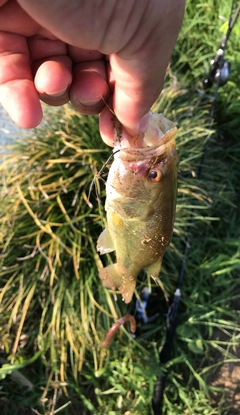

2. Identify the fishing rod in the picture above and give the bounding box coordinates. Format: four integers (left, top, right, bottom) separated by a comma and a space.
151, 2, 240, 414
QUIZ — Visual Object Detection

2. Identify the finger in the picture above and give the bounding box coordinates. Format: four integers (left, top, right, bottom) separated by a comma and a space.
100, 0, 185, 138
99, 103, 147, 147
68, 48, 109, 114
0, 0, 9, 6
0, 0, 51, 38
27, 36, 72, 105
110, 3, 185, 135
70, 60, 109, 116
34, 57, 72, 106
0, 32, 42, 128
67, 46, 103, 63
99, 99, 115, 147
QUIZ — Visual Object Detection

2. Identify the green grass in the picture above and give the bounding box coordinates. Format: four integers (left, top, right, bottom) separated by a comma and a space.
0, 0, 240, 414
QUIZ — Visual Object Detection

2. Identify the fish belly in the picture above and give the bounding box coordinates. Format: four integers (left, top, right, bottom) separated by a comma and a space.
98, 209, 164, 303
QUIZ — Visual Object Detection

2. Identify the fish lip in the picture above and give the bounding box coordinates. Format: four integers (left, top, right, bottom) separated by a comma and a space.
116, 127, 177, 162
118, 141, 172, 162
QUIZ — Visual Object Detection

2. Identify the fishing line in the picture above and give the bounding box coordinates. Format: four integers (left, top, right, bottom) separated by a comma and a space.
87, 149, 120, 205
152, 2, 240, 414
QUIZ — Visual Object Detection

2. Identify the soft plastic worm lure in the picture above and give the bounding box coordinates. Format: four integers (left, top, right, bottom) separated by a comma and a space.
102, 314, 136, 347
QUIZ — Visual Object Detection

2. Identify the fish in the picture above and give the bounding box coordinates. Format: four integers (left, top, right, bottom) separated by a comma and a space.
97, 111, 178, 304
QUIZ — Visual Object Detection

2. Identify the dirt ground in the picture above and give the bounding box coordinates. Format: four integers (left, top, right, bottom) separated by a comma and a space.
210, 298, 240, 415
211, 357, 240, 414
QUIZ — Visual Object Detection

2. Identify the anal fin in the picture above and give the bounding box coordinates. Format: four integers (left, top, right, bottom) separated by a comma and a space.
99, 263, 136, 304
145, 259, 169, 302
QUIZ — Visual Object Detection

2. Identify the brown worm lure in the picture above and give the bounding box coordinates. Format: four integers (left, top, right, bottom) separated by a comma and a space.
102, 314, 136, 347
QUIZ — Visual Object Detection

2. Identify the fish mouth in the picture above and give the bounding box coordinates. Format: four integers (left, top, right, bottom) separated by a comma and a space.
114, 112, 177, 153
119, 128, 177, 163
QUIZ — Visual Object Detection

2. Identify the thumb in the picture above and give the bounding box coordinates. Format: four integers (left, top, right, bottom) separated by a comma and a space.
109, 0, 185, 136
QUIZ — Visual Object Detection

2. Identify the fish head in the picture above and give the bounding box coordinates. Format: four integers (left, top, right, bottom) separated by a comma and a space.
107, 117, 178, 212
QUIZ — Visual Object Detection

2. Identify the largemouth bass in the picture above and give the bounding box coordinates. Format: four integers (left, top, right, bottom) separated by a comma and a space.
97, 112, 178, 303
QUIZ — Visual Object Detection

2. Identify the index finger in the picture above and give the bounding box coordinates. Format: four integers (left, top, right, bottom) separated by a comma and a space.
0, 32, 42, 128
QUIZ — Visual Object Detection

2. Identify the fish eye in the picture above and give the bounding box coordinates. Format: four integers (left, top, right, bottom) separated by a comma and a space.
148, 169, 162, 182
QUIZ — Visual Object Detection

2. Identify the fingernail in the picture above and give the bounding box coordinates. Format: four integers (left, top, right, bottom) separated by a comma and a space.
139, 113, 149, 133
78, 98, 101, 107
46, 86, 69, 97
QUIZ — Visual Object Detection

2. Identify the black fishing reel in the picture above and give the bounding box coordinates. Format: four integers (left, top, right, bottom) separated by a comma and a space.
203, 48, 231, 89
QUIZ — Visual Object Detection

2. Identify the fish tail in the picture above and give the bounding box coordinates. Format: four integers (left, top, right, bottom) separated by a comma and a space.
99, 264, 136, 304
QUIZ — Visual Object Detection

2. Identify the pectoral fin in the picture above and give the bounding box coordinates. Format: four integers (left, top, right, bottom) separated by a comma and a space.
99, 263, 136, 304
97, 228, 115, 254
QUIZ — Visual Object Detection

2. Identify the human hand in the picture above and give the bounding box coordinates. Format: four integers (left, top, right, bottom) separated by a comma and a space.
0, 0, 185, 145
